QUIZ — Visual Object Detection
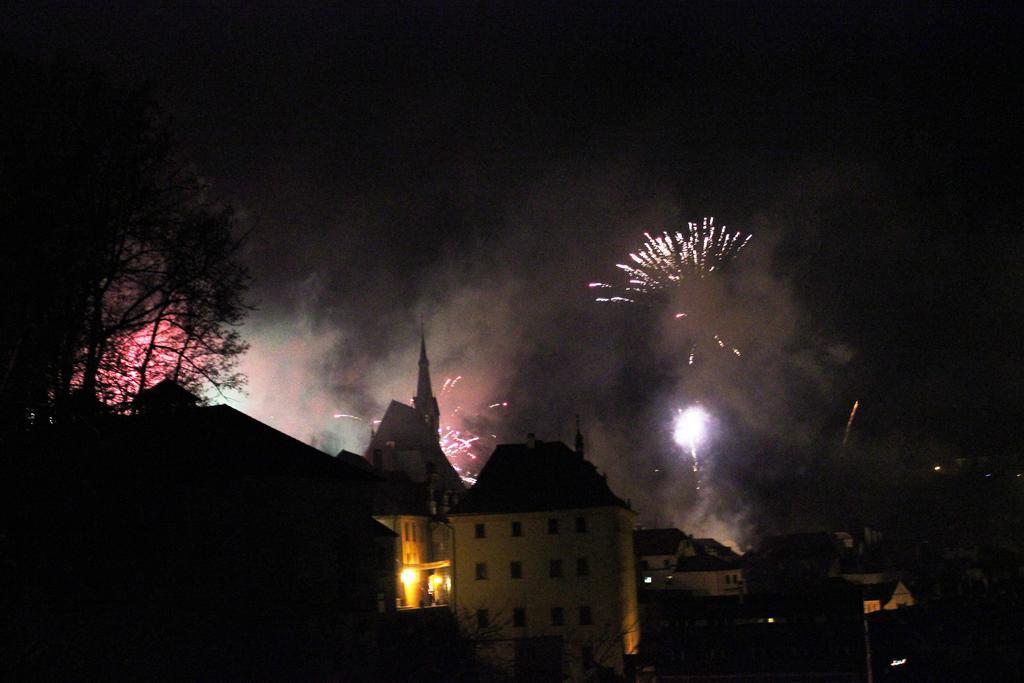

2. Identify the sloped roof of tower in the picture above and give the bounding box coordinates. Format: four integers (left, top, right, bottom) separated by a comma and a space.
366, 399, 465, 491
450, 439, 629, 514
415, 332, 433, 406
369, 400, 436, 450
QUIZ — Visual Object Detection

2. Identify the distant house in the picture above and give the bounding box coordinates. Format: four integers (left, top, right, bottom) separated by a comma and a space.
448, 435, 640, 682
635, 528, 744, 595
3, 380, 392, 679
862, 580, 916, 614
671, 553, 745, 596
635, 527, 690, 586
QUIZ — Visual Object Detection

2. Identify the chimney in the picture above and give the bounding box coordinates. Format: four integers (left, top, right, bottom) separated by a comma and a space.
527, 433, 536, 449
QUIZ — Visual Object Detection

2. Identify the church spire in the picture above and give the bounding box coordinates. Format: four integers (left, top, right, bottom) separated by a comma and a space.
413, 327, 440, 439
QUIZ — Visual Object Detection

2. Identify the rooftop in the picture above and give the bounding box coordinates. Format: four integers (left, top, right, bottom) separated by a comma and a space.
449, 439, 628, 514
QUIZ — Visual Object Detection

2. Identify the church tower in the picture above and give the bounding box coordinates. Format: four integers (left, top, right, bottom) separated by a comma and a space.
413, 331, 441, 438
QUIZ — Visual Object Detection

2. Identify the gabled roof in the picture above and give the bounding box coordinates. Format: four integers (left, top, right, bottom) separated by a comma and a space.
635, 528, 687, 557
449, 439, 628, 514
862, 580, 907, 603
111, 404, 382, 481
676, 553, 741, 572
693, 538, 738, 557
133, 378, 200, 414
369, 400, 436, 450
336, 449, 374, 472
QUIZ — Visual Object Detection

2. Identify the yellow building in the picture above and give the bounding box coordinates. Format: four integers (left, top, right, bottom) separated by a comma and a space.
449, 435, 640, 681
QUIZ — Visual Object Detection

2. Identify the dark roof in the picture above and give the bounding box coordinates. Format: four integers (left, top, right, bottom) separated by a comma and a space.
336, 449, 374, 472
676, 553, 741, 572
366, 400, 464, 491
369, 400, 436, 450
760, 532, 839, 558
109, 404, 382, 481
693, 538, 738, 557
449, 439, 629, 514
862, 581, 903, 602
133, 379, 200, 414
635, 528, 687, 556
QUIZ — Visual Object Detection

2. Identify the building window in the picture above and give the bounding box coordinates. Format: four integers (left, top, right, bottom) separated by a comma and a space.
474, 523, 485, 538
477, 609, 489, 628
403, 523, 409, 541
640, 559, 649, 569
725, 574, 732, 584
576, 557, 589, 576
643, 576, 653, 584
551, 607, 564, 626
549, 559, 563, 578
547, 518, 559, 534
475, 562, 488, 580
513, 607, 526, 628
663, 558, 671, 568
579, 605, 593, 625
575, 516, 587, 532
510, 561, 523, 579
511, 520, 522, 537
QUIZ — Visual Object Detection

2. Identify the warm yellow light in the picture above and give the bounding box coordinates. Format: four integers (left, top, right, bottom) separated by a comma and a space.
431, 574, 443, 585
401, 568, 417, 585
933, 465, 941, 471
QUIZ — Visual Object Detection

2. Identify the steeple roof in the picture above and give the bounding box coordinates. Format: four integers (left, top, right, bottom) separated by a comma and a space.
413, 330, 440, 435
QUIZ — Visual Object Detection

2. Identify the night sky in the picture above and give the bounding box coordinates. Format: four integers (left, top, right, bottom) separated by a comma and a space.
5, 2, 1021, 545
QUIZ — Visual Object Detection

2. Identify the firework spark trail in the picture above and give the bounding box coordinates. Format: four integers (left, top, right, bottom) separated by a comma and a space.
842, 400, 859, 450
592, 216, 751, 364
438, 375, 510, 485
674, 406, 710, 492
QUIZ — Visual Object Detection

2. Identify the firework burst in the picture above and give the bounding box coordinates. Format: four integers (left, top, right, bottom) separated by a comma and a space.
673, 405, 711, 491
592, 216, 750, 362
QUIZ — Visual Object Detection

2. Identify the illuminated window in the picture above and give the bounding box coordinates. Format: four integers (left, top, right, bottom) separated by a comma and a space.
513, 607, 526, 628
476, 609, 489, 628
510, 561, 523, 579
511, 521, 522, 537
579, 605, 592, 625
551, 607, 564, 626
575, 516, 587, 532
475, 562, 488, 580
474, 523, 485, 538
576, 557, 589, 576
643, 576, 652, 584
549, 559, 563, 578
548, 518, 559, 534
